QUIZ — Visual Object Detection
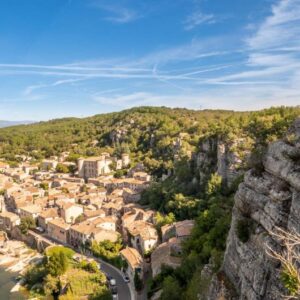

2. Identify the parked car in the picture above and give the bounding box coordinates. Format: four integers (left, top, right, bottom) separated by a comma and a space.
111, 286, 118, 299
36, 227, 44, 233
122, 273, 130, 283
110, 278, 117, 286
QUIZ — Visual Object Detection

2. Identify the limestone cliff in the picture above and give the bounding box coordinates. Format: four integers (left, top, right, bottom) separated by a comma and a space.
207, 119, 300, 299
195, 136, 247, 187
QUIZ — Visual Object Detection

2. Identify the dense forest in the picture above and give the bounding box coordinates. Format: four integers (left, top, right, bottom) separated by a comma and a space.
1, 106, 299, 174
1, 106, 300, 299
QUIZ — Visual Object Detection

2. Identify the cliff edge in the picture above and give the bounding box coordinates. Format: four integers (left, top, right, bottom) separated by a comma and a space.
208, 118, 300, 299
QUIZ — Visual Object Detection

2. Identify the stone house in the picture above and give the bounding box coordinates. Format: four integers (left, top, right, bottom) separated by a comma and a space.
82, 209, 106, 221
0, 211, 20, 233
126, 220, 158, 254
60, 203, 83, 224
151, 237, 182, 277
41, 160, 58, 171
47, 218, 70, 244
19, 204, 42, 219
78, 156, 112, 179
123, 188, 141, 203
132, 172, 151, 182
120, 247, 143, 282
69, 220, 119, 247
93, 216, 117, 231
161, 220, 195, 242
37, 208, 59, 231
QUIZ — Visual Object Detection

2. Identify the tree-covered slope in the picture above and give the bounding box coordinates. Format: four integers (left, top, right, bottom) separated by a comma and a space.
0, 106, 299, 176
1, 105, 300, 299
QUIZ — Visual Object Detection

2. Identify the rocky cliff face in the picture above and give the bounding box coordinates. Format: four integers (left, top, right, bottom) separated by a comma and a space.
207, 119, 300, 299
195, 137, 246, 187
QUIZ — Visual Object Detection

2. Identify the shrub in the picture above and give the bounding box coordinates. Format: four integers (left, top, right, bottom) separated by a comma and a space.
24, 263, 47, 287
79, 260, 100, 274
236, 219, 253, 243
281, 267, 300, 296
19, 216, 36, 234
134, 270, 143, 291
90, 239, 123, 269
160, 276, 182, 300
247, 146, 266, 175
206, 173, 222, 196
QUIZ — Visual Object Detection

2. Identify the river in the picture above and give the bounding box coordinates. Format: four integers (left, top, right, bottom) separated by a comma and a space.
0, 267, 25, 300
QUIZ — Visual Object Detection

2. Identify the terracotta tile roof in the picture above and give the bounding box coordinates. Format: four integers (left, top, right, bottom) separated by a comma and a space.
151, 238, 182, 276
92, 216, 117, 226
20, 204, 42, 214
93, 228, 119, 242
0, 211, 20, 221
83, 209, 106, 219
70, 220, 96, 235
127, 220, 158, 240
175, 220, 195, 237
39, 208, 59, 219
48, 217, 70, 230
120, 247, 143, 269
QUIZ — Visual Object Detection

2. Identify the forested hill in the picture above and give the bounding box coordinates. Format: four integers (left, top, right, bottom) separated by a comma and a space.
0, 106, 300, 174
1, 106, 300, 299
0, 120, 34, 128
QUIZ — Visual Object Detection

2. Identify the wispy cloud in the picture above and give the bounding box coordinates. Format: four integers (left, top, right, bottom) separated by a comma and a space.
131, 39, 231, 68
0, 44, 234, 83
92, 91, 207, 109
210, 0, 300, 87
2, 0, 300, 114
247, 0, 300, 50
184, 11, 216, 30
90, 1, 140, 23
23, 78, 85, 96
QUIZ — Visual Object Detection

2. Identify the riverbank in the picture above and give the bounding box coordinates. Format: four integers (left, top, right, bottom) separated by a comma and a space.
0, 266, 26, 300
0, 239, 42, 298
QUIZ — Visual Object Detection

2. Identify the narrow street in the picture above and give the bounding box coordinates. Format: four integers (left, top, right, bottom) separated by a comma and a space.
98, 258, 133, 300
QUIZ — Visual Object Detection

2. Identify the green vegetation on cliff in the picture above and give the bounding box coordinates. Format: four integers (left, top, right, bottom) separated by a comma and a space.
0, 106, 299, 177
147, 173, 235, 299
2, 106, 300, 299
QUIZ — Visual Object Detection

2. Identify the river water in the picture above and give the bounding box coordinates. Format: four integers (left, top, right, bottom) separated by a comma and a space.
0, 267, 25, 300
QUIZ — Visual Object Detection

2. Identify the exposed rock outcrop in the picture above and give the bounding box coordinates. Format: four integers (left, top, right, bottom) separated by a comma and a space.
195, 137, 246, 187
207, 118, 300, 300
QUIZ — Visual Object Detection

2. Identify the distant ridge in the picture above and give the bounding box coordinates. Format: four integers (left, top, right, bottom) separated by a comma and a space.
0, 120, 35, 128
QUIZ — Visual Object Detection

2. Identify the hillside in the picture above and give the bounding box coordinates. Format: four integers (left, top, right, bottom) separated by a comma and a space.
0, 120, 34, 128
144, 113, 300, 300
0, 106, 299, 177
0, 106, 300, 299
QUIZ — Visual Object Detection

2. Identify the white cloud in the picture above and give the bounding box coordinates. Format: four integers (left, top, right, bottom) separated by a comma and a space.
90, 1, 140, 23
23, 78, 85, 96
92, 91, 207, 109
3, 0, 300, 113
210, 0, 300, 87
247, 0, 300, 50
247, 52, 297, 67
184, 11, 215, 30
91, 86, 300, 112
131, 39, 230, 68
105, 8, 138, 23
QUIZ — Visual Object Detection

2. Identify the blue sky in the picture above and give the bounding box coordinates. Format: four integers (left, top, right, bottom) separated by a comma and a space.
0, 0, 300, 120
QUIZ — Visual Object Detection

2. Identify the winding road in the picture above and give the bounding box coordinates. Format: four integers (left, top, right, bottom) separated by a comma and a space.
98, 258, 133, 300
29, 230, 134, 300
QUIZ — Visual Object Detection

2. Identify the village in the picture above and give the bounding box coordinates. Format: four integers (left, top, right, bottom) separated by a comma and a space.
0, 152, 194, 299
